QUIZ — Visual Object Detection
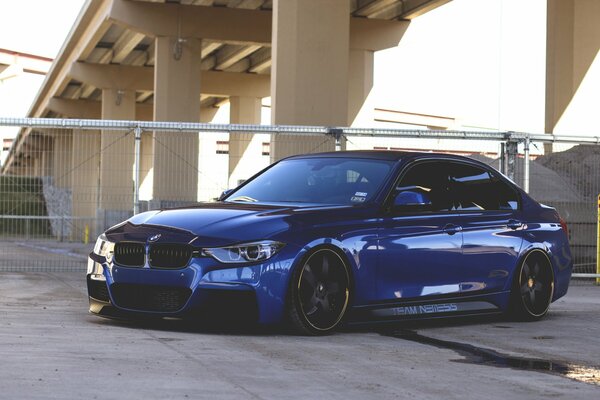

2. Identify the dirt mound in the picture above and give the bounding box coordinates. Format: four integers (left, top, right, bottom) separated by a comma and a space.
537, 145, 600, 201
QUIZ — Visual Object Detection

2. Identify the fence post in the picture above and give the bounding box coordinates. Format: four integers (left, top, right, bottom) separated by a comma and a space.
505, 138, 518, 182
499, 142, 506, 174
133, 126, 142, 215
523, 137, 530, 193
597, 194, 600, 285
328, 128, 343, 152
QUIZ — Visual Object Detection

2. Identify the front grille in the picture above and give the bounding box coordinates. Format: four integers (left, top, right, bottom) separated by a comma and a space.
110, 283, 191, 312
148, 243, 192, 269
114, 242, 145, 267
87, 278, 110, 302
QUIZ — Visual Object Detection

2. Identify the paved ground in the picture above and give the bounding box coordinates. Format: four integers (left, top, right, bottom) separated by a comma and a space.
0, 240, 91, 271
0, 272, 598, 399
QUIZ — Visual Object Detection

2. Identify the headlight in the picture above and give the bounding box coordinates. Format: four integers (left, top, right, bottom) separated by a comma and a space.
203, 241, 284, 264
93, 233, 115, 262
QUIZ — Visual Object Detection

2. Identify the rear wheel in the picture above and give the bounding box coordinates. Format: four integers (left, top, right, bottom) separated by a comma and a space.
510, 250, 554, 321
287, 248, 350, 335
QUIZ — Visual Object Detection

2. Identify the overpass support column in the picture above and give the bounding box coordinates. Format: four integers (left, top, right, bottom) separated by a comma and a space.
152, 36, 202, 206
270, 0, 350, 161
51, 133, 72, 188
228, 96, 264, 188
348, 49, 374, 127
545, 0, 575, 154
98, 89, 136, 229
71, 129, 101, 239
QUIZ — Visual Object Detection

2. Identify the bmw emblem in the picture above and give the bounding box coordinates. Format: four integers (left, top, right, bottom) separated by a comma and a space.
148, 234, 161, 242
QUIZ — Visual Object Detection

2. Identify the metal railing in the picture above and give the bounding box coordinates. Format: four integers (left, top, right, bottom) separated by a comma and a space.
0, 116, 599, 279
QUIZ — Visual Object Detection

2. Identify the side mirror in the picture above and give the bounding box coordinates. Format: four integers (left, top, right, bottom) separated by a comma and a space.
218, 189, 234, 201
393, 186, 432, 210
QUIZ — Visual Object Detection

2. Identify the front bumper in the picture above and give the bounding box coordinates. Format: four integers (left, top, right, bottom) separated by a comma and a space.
87, 244, 299, 325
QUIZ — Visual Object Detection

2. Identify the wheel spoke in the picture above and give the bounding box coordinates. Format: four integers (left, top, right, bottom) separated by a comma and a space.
523, 263, 531, 277
304, 292, 319, 314
302, 264, 317, 288
533, 263, 540, 276
321, 255, 329, 278
529, 289, 536, 305
520, 282, 530, 294
321, 296, 330, 312
533, 281, 543, 292
305, 304, 318, 316
296, 250, 350, 331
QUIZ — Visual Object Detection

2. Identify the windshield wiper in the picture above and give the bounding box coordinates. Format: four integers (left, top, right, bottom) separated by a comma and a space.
228, 195, 258, 202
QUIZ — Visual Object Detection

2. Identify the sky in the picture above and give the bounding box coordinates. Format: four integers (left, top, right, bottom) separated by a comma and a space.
374, 0, 546, 133
0, 0, 86, 58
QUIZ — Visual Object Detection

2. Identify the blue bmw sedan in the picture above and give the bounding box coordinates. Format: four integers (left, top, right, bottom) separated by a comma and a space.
87, 151, 572, 335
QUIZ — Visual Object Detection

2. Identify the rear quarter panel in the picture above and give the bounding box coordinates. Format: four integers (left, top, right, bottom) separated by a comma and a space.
516, 199, 573, 301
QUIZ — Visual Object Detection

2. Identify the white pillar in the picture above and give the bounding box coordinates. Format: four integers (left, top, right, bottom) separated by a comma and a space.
270, 0, 350, 161
152, 36, 202, 205
228, 96, 265, 188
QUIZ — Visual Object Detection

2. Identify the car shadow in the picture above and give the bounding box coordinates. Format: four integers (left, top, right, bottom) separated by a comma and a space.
88, 312, 513, 337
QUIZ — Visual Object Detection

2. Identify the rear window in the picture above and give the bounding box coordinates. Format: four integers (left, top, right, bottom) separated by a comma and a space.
397, 160, 519, 212
451, 163, 519, 211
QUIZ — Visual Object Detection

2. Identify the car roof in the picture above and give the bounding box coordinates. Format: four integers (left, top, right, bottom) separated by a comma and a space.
283, 150, 482, 164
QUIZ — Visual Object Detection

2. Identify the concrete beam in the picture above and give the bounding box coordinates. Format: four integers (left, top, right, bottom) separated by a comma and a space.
204, 70, 270, 97
47, 97, 221, 122
215, 45, 262, 70
400, 0, 452, 19
248, 47, 271, 73
69, 62, 153, 91
68, 62, 270, 97
108, 0, 272, 45
354, 0, 398, 17
350, 18, 409, 51
112, 30, 146, 64
48, 98, 103, 119
47, 98, 153, 121
108, 0, 408, 51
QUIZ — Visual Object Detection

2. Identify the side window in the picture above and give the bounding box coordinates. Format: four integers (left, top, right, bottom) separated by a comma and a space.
450, 163, 519, 211
396, 162, 454, 212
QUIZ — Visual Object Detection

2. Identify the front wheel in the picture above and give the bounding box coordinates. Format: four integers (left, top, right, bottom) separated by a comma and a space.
509, 250, 554, 321
287, 248, 351, 335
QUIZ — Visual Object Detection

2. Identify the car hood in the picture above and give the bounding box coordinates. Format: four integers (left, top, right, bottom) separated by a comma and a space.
106, 202, 366, 247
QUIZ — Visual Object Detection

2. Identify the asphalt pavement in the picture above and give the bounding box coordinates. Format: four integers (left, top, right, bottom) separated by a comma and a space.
0, 272, 598, 399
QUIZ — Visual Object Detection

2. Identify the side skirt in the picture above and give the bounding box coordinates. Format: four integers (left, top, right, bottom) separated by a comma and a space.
348, 294, 506, 323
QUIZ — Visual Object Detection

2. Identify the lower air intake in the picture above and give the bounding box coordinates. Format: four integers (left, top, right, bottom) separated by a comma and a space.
110, 284, 191, 312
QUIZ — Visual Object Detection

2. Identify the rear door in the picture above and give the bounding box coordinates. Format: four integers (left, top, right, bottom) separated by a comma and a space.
449, 162, 524, 293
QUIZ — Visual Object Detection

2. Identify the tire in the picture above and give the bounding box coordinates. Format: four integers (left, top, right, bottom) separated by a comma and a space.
287, 248, 351, 335
509, 249, 554, 321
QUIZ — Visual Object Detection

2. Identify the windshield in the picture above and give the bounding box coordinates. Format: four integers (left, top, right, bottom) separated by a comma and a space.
225, 157, 394, 205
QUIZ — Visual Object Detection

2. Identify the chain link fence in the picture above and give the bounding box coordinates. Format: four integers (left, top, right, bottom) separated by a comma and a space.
0, 117, 599, 281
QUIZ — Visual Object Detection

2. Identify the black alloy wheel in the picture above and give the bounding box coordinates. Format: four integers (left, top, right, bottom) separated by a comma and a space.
511, 250, 554, 320
288, 248, 350, 335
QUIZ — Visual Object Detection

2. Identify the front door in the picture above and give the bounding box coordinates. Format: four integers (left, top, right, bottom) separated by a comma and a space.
375, 161, 464, 302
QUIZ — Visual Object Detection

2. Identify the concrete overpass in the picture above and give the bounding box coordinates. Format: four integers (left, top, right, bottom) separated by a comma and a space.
1, 0, 450, 234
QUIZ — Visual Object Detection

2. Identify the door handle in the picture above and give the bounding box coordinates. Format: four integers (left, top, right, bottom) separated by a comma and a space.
443, 224, 462, 235
507, 219, 523, 230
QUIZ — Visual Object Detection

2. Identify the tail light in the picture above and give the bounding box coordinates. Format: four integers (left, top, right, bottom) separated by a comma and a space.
559, 216, 569, 239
